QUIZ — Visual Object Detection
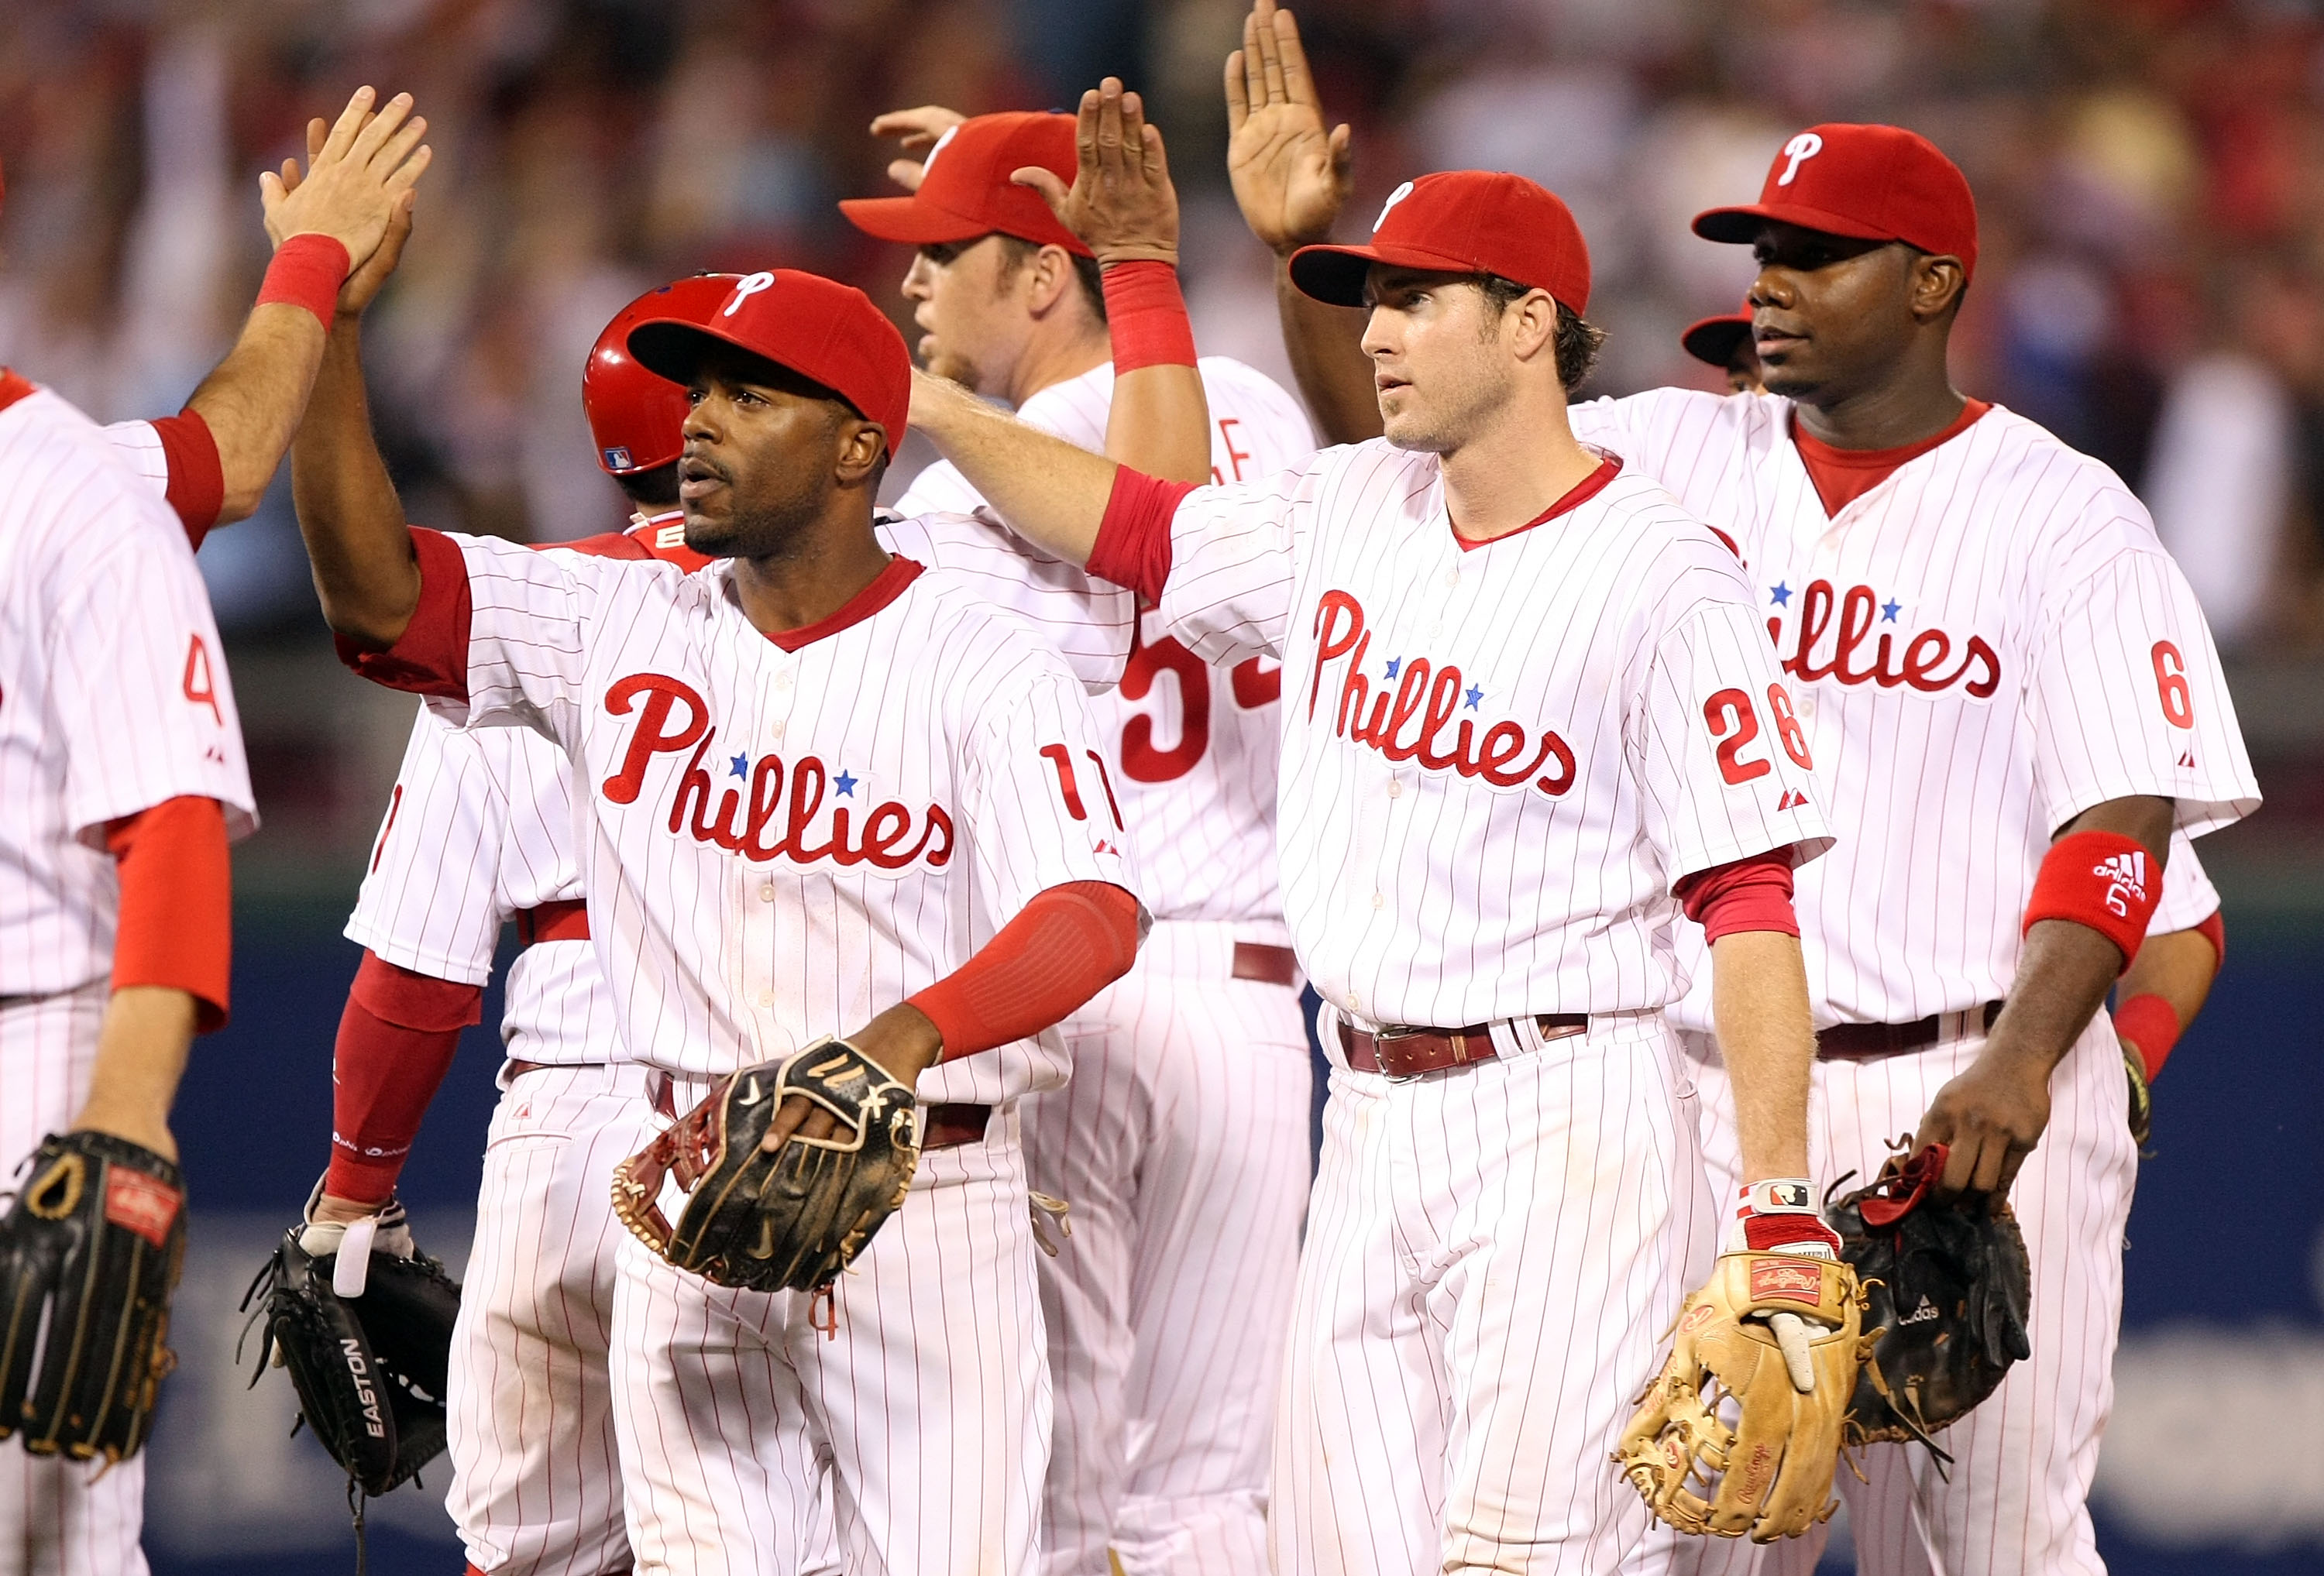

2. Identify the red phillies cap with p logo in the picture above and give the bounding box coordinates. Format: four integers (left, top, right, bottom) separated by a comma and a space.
840, 112, 1090, 258
1693, 124, 1978, 279
624, 269, 912, 453
1288, 170, 1592, 317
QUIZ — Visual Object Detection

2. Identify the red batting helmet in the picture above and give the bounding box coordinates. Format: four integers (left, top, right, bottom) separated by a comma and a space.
584, 276, 740, 476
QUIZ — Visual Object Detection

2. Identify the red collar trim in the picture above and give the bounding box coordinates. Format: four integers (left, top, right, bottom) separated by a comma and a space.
0, 369, 36, 417
1789, 399, 1991, 472
1449, 455, 1623, 551
765, 555, 923, 652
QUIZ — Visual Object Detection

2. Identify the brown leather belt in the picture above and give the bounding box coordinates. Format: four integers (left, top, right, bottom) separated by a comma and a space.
514, 1063, 995, 1152
1231, 942, 1298, 986
1338, 1014, 1588, 1077
515, 899, 590, 946
1817, 1001, 2003, 1061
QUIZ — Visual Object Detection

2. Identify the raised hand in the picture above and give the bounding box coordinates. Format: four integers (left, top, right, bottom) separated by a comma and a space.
1010, 77, 1178, 267
869, 105, 968, 192
272, 117, 416, 318
1225, 0, 1353, 255
260, 87, 431, 275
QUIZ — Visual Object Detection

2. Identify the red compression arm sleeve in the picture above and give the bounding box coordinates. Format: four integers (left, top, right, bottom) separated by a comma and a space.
2195, 908, 2226, 966
105, 796, 232, 1031
325, 950, 483, 1204
1085, 469, 1196, 603
1673, 848, 1802, 943
908, 881, 1141, 1060
333, 527, 474, 699
146, 409, 225, 546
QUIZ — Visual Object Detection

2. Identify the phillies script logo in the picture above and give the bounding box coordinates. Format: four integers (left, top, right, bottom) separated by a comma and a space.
1772, 580, 2001, 699
1308, 590, 1576, 797
600, 674, 954, 869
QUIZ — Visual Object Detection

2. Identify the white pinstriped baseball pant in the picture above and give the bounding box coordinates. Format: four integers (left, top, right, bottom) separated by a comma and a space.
1026, 919, 1315, 1576
609, 1100, 1048, 1576
1659, 1011, 2135, 1576
444, 1060, 663, 1576
1274, 1005, 1709, 1576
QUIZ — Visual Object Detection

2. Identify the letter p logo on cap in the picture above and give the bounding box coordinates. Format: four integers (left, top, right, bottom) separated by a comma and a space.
724, 272, 777, 318
1777, 132, 1824, 186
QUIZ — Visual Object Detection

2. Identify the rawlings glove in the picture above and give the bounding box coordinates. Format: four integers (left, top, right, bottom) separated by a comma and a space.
240, 1190, 461, 1497
1827, 1143, 2031, 1459
613, 1037, 919, 1294
0, 1131, 187, 1463
1616, 1179, 1871, 1542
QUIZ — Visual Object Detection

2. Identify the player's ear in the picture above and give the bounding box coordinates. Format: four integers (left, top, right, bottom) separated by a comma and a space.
1908, 253, 1968, 324
1026, 245, 1077, 316
1507, 288, 1559, 363
834, 417, 887, 489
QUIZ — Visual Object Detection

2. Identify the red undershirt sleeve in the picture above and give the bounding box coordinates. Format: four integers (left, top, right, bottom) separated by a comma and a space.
1673, 848, 1802, 943
146, 409, 226, 547
325, 950, 485, 1205
1085, 469, 1197, 604
105, 795, 232, 1031
332, 527, 474, 700
2194, 907, 2226, 966
907, 881, 1142, 1059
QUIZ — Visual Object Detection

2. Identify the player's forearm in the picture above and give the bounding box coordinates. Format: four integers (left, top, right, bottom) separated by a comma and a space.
1276, 257, 1381, 445
291, 319, 421, 646
910, 370, 1119, 565
1098, 261, 1212, 485
72, 987, 198, 1162
183, 304, 332, 524
1985, 795, 2177, 1080
1707, 929, 1816, 1180
2117, 923, 2219, 1031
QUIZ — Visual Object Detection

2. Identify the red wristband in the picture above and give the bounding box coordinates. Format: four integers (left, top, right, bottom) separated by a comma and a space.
256, 234, 352, 331
2113, 992, 2183, 1080
2023, 829, 2161, 971
1102, 260, 1199, 373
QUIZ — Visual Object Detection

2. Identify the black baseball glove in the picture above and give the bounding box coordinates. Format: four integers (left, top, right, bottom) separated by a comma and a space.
614, 1037, 920, 1294
1827, 1143, 2032, 1461
0, 1131, 187, 1463
241, 1196, 461, 1497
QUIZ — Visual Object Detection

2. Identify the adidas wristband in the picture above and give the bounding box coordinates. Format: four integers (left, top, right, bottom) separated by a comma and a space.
2023, 829, 2161, 972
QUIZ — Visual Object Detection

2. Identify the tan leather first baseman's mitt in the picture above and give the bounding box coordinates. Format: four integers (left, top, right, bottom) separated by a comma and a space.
613, 1039, 920, 1293
1616, 1255, 1872, 1543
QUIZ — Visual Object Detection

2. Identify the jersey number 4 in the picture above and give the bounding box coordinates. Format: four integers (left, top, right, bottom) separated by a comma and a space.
1704, 684, 1813, 785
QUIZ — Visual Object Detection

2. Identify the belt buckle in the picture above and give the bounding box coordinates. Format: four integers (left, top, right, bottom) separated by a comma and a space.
1369, 1023, 1430, 1082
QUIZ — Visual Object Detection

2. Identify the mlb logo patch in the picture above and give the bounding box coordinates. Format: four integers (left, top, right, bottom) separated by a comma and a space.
603, 446, 634, 470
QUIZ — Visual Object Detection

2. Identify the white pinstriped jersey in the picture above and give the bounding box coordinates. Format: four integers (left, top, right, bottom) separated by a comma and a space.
0, 380, 256, 998
2152, 829, 2219, 932
102, 417, 171, 496
342, 509, 1136, 1073
1566, 391, 2259, 1030
405, 533, 1134, 1102
1146, 442, 1833, 1028
903, 356, 1318, 929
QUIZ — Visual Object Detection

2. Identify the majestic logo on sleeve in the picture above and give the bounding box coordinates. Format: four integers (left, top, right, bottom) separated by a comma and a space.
600, 674, 954, 870
1307, 590, 1576, 797
1768, 580, 2001, 700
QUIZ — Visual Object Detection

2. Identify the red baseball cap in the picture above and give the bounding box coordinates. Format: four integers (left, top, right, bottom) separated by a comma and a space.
1289, 171, 1592, 316
1693, 124, 1978, 279
839, 112, 1090, 258
625, 270, 912, 454
584, 276, 740, 476
1681, 299, 1755, 369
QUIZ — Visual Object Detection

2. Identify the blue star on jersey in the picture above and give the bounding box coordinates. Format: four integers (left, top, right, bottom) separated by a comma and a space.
1770, 582, 1792, 606
834, 770, 858, 797
729, 753, 748, 778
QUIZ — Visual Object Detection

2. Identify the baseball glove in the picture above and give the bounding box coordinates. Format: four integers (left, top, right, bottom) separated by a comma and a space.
2122, 1042, 2154, 1151
613, 1037, 920, 1294
1615, 1254, 1871, 1542
0, 1131, 187, 1464
1827, 1143, 2031, 1458
240, 1197, 461, 1497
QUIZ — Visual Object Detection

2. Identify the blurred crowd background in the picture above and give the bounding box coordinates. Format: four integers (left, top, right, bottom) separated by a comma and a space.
3, 5, 2322, 1575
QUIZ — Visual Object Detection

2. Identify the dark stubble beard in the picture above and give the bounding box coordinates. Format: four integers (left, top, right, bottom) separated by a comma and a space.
684, 455, 831, 560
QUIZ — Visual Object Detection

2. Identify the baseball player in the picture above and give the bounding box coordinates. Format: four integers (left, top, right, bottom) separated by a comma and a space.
843, 99, 1320, 1576
0, 88, 429, 1576
1680, 301, 1762, 395
284, 235, 1183, 1573
1222, 38, 2258, 1568
907, 149, 1856, 1573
